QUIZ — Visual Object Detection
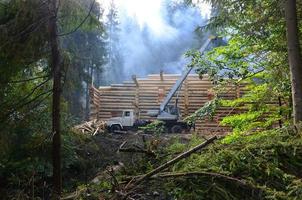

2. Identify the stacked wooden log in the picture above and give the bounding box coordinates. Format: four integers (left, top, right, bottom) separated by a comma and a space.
90, 74, 246, 135
74, 119, 107, 135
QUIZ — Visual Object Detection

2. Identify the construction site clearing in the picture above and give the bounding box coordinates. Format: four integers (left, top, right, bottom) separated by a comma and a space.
82, 73, 246, 136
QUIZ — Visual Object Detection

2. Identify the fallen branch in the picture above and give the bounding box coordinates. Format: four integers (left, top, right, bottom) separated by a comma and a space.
122, 171, 247, 186
118, 171, 262, 200
125, 135, 217, 190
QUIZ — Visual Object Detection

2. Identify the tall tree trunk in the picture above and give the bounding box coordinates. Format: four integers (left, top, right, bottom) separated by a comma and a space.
96, 66, 100, 87
284, 0, 302, 124
85, 82, 90, 121
85, 65, 90, 121
48, 0, 62, 197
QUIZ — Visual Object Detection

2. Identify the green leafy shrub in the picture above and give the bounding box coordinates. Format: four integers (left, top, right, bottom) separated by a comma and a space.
162, 126, 302, 200
139, 120, 166, 135
184, 98, 220, 126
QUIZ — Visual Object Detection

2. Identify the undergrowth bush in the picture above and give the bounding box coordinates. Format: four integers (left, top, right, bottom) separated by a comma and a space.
162, 126, 302, 199
0, 111, 103, 199
70, 126, 302, 200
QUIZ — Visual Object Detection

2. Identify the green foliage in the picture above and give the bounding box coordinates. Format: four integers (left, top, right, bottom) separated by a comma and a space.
0, 102, 53, 198
104, 0, 124, 84
166, 134, 204, 158
0, 106, 106, 198
219, 80, 291, 134
0, 0, 108, 198
166, 137, 187, 154
139, 120, 166, 135
60, 0, 107, 119
184, 0, 302, 138
72, 181, 112, 200
1, 0, 301, 199
162, 126, 302, 199
58, 0, 103, 35
184, 97, 220, 126
185, 0, 298, 135
0, 0, 49, 66
88, 126, 302, 199
0, 0, 107, 121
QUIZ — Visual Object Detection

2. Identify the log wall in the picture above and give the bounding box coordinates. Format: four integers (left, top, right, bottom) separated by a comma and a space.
90, 74, 245, 135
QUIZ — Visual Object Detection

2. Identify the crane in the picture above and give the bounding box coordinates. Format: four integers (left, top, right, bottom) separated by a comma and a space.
147, 36, 221, 133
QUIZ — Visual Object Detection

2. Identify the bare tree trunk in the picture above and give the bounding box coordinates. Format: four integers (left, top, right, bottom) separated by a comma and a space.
96, 66, 100, 87
48, 0, 62, 198
85, 67, 90, 121
85, 65, 92, 121
285, 0, 302, 124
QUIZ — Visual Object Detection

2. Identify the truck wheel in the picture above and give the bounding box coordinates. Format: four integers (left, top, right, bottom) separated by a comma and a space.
171, 125, 183, 134
110, 124, 122, 133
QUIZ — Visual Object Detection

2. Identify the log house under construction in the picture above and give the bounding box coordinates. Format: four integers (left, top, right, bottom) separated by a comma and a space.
90, 73, 245, 135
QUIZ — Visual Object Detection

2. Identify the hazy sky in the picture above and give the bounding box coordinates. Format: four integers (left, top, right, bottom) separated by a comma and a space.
98, 0, 211, 27
97, 0, 212, 84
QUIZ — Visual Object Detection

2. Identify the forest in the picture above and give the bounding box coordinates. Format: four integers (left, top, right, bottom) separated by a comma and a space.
0, 0, 302, 199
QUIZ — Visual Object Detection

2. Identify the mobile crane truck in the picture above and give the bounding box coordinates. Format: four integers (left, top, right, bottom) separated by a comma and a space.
107, 36, 222, 133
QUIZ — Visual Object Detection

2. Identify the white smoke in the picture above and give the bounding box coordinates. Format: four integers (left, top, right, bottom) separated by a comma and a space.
99, 0, 211, 84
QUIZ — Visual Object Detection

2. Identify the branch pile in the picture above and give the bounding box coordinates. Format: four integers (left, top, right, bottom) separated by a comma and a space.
110, 126, 302, 200
74, 119, 107, 135
110, 136, 218, 199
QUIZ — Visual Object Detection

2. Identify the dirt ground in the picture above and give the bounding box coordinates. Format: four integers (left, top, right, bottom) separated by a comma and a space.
92, 131, 193, 168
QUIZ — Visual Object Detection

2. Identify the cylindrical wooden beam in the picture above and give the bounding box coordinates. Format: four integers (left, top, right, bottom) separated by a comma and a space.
160, 70, 164, 81
132, 75, 139, 87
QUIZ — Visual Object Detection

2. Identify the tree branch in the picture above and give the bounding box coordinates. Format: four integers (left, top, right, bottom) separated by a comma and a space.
0, 8, 50, 49
0, 78, 50, 108
2, 75, 49, 84
18, 90, 53, 121
57, 0, 95, 37
1, 89, 52, 122
122, 171, 248, 187
125, 136, 218, 190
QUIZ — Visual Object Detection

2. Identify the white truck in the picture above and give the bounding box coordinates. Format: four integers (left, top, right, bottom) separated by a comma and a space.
105, 109, 188, 133
106, 109, 149, 133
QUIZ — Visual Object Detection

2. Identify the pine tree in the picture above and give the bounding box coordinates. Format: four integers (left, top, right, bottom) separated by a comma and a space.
47, 0, 62, 197
104, 0, 123, 84
284, 0, 302, 124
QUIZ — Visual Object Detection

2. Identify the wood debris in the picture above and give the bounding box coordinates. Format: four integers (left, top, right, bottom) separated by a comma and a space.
74, 119, 107, 135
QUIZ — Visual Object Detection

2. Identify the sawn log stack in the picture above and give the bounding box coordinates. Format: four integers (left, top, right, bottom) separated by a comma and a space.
90, 74, 244, 135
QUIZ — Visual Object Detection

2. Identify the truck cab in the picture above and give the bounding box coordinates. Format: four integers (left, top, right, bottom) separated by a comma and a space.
106, 110, 136, 132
